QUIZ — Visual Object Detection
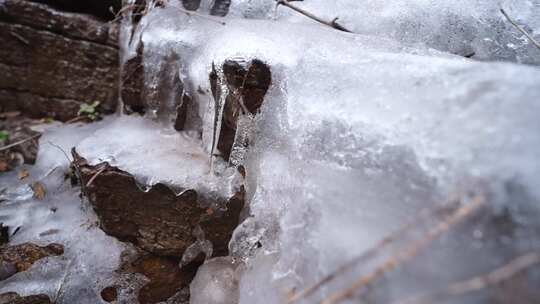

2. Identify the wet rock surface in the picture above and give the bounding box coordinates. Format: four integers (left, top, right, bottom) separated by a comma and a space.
71, 151, 245, 303
0, 0, 119, 121
29, 0, 121, 20
74, 152, 244, 258
0, 114, 42, 171
0, 243, 64, 281
0, 293, 52, 304
211, 59, 271, 161
114, 251, 200, 304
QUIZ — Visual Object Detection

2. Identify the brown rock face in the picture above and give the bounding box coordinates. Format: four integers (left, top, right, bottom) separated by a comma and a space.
123, 253, 199, 304
0, 293, 52, 304
0, 0, 119, 121
211, 59, 271, 161
0, 243, 64, 281
74, 153, 245, 258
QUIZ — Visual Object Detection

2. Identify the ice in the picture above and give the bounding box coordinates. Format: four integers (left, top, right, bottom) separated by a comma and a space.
75, 115, 240, 200
189, 257, 239, 304
0, 120, 128, 303
229, 0, 540, 65
3, 0, 540, 303
118, 4, 540, 304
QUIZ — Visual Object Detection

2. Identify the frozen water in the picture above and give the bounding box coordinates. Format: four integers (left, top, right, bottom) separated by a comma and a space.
230, 0, 540, 65
75, 115, 240, 201
0, 120, 128, 304
3, 0, 540, 303
189, 257, 239, 304
118, 4, 540, 304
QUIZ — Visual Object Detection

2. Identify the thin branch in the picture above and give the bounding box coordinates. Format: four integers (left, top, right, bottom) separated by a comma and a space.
65, 116, 88, 124
287, 198, 462, 303
0, 134, 41, 152
47, 141, 72, 163
276, 0, 352, 33
393, 251, 540, 304
86, 165, 107, 187
171, 5, 227, 25
9, 31, 30, 45
321, 195, 486, 304
500, 8, 540, 51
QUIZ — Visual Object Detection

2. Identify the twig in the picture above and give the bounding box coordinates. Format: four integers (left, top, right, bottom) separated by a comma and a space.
171, 5, 227, 25
86, 165, 107, 187
0, 134, 41, 152
321, 195, 486, 304
287, 198, 462, 303
393, 251, 540, 304
276, 0, 352, 33
47, 141, 72, 163
500, 8, 540, 51
65, 116, 88, 124
9, 31, 30, 45
47, 142, 86, 198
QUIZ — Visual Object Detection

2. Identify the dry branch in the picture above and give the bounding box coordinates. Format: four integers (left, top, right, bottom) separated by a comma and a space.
393, 251, 540, 304
320, 195, 486, 304
0, 134, 41, 152
500, 8, 540, 51
276, 0, 352, 33
287, 198, 463, 303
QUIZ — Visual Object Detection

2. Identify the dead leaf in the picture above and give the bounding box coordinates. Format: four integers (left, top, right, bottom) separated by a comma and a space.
31, 182, 46, 200
18, 169, 29, 180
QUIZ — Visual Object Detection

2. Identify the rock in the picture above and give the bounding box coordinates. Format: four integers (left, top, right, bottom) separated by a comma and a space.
0, 243, 64, 281
73, 153, 245, 258
211, 59, 271, 161
0, 0, 119, 121
119, 253, 199, 304
30, 0, 121, 20
0, 225, 9, 246
0, 115, 41, 167
100, 286, 118, 303
0, 293, 52, 304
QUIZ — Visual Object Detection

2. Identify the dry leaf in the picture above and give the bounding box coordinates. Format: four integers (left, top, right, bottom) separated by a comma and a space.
31, 182, 46, 200
18, 169, 29, 180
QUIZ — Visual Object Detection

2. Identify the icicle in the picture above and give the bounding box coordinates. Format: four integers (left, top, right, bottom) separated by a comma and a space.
229, 113, 254, 167
209, 64, 229, 174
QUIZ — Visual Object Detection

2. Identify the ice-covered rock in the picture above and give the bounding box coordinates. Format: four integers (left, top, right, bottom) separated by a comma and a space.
0, 120, 128, 304
118, 3, 540, 304
230, 0, 540, 65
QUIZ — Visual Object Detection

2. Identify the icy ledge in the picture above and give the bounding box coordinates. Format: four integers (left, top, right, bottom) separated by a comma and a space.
75, 115, 240, 201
